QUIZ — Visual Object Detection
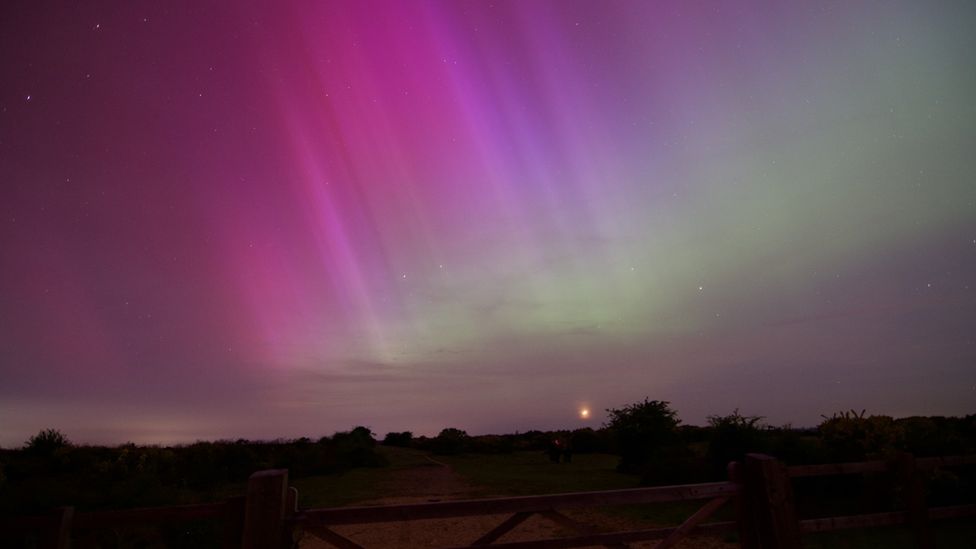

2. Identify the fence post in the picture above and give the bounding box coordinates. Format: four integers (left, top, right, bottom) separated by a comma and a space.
729, 461, 759, 549
242, 469, 289, 549
895, 453, 933, 549
743, 454, 801, 549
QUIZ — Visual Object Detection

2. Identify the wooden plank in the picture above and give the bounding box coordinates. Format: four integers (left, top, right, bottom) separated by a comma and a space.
786, 461, 888, 478
653, 496, 730, 549
797, 504, 976, 534
784, 454, 976, 477
303, 524, 366, 549
0, 514, 57, 530
7, 501, 232, 531
744, 454, 801, 549
448, 521, 737, 549
929, 504, 976, 521
470, 512, 534, 545
916, 455, 976, 469
799, 511, 907, 532
301, 482, 738, 525
242, 469, 288, 549
73, 501, 228, 528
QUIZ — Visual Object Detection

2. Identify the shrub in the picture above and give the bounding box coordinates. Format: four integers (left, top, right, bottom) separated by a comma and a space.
897, 416, 968, 457
818, 410, 904, 461
706, 410, 764, 478
570, 428, 607, 453
605, 399, 679, 473
24, 429, 70, 456
332, 427, 385, 468
382, 432, 413, 447
432, 428, 469, 455
469, 435, 514, 454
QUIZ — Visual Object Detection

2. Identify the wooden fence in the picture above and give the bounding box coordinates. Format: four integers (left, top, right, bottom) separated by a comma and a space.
2, 453, 974, 548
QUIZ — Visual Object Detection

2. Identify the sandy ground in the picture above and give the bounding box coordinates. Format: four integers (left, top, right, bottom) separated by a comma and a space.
296, 458, 738, 549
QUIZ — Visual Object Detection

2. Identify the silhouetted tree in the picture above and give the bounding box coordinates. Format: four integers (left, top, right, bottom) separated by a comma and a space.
333, 427, 385, 467
569, 428, 607, 454
706, 410, 764, 478
382, 431, 413, 447
24, 429, 70, 457
432, 428, 469, 455
605, 399, 679, 473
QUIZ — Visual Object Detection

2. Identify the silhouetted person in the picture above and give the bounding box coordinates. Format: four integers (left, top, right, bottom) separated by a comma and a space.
546, 438, 563, 463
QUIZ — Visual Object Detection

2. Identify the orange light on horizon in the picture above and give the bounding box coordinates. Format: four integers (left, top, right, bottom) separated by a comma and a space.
580, 408, 590, 419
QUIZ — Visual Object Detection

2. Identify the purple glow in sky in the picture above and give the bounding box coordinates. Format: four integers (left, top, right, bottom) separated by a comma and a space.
2, 1, 975, 445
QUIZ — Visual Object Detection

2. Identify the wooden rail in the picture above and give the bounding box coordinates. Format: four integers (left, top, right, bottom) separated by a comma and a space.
786, 454, 976, 478
2, 453, 974, 548
292, 481, 738, 548
782, 453, 976, 549
0, 498, 247, 549
297, 482, 737, 525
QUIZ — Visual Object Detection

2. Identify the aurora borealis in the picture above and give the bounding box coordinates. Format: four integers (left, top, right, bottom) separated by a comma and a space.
2, 1, 975, 446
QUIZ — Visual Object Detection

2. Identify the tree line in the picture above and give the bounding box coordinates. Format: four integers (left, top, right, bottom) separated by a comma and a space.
2, 400, 974, 515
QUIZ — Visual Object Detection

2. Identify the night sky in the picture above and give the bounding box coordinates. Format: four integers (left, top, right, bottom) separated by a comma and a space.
2, 1, 975, 446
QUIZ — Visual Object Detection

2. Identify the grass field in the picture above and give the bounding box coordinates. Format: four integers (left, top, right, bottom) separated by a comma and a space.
437, 450, 716, 526
289, 446, 435, 508
436, 451, 637, 496
291, 448, 640, 506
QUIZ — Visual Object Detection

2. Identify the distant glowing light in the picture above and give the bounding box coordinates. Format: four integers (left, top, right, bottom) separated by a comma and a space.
579, 408, 590, 419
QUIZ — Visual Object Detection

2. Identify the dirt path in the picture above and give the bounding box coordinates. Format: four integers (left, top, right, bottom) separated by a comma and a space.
298, 459, 736, 548
369, 456, 475, 504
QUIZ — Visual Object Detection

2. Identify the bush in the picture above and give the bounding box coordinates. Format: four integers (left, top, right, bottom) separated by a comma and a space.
382, 432, 413, 447
641, 444, 705, 485
897, 417, 969, 457
431, 428, 469, 455
570, 428, 608, 453
605, 399, 679, 473
333, 427, 385, 468
706, 410, 764, 478
469, 435, 514, 454
25, 429, 70, 456
819, 410, 904, 461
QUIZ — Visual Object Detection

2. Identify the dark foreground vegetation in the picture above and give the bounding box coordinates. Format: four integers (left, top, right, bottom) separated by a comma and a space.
1, 401, 974, 547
